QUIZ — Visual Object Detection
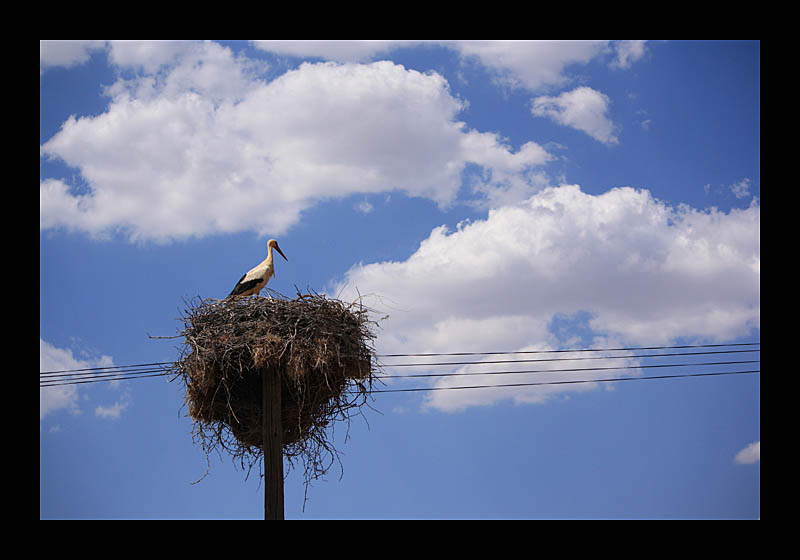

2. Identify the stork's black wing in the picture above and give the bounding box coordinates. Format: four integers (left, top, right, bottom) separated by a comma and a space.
229, 273, 262, 297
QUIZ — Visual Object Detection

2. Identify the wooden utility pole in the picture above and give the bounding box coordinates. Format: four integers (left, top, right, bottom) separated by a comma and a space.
263, 366, 284, 520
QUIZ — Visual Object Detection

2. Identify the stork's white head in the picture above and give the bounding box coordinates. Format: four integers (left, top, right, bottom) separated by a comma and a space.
267, 239, 288, 261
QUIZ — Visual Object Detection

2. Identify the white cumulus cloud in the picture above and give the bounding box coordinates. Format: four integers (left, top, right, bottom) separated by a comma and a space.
40, 40, 106, 71
610, 40, 648, 70
731, 178, 752, 199
253, 40, 412, 63
531, 86, 620, 145
95, 395, 130, 420
734, 441, 760, 464
335, 185, 760, 411
41, 51, 553, 243
254, 40, 610, 92
451, 40, 609, 91
40, 339, 114, 420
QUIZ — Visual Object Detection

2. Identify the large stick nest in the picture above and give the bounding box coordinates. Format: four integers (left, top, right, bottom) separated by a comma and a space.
170, 290, 380, 486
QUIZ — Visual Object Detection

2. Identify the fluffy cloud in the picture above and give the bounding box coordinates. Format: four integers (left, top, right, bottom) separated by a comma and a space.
42, 41, 646, 87
254, 40, 617, 92
95, 395, 130, 420
107, 40, 194, 73
41, 51, 551, 243
40, 40, 106, 71
453, 40, 608, 91
734, 441, 760, 464
105, 41, 266, 103
40, 339, 114, 420
531, 86, 620, 145
252, 40, 411, 63
40, 340, 81, 420
334, 185, 760, 411
610, 40, 648, 70
731, 178, 752, 199
411, 345, 645, 413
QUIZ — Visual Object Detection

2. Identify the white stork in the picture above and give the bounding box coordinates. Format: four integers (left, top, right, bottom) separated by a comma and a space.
227, 239, 288, 298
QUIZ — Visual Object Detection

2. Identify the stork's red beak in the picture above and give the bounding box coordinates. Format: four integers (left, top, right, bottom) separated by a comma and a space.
275, 244, 288, 261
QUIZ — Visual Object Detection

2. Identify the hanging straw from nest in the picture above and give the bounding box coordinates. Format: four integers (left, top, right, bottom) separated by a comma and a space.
169, 289, 381, 489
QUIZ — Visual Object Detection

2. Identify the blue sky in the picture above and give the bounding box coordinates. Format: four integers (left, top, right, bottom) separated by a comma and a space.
40, 40, 760, 519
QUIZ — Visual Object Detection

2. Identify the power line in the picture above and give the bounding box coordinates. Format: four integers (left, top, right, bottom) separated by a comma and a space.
378, 348, 759, 368
40, 366, 760, 392
40, 366, 169, 381
39, 362, 174, 375
38, 342, 760, 377
39, 357, 759, 387
39, 368, 171, 387
40, 353, 760, 395
365, 369, 760, 393
377, 341, 760, 358
378, 359, 760, 379
38, 349, 760, 386
40, 371, 172, 387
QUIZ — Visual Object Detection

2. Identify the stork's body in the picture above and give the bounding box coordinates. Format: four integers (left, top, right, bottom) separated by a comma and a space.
228, 239, 288, 298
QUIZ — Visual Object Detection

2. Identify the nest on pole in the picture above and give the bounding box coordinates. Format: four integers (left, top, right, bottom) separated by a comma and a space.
170, 289, 380, 487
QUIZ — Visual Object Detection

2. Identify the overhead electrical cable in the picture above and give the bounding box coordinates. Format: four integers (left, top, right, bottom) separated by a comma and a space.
40, 370, 167, 382
39, 357, 759, 386
39, 361, 174, 375
38, 342, 759, 377
40, 372, 172, 387
376, 341, 759, 358
377, 348, 759, 368
40, 366, 169, 380
40, 367, 760, 390
364, 369, 760, 393
39, 342, 760, 392
377, 359, 760, 379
